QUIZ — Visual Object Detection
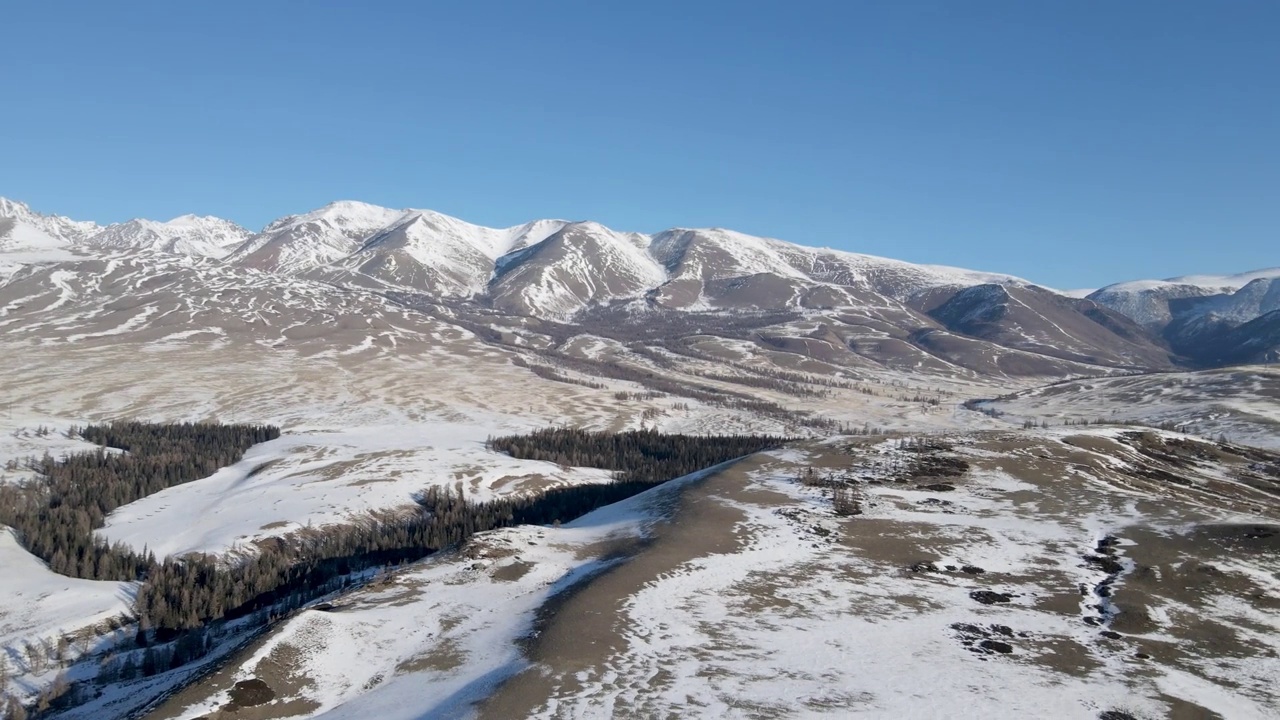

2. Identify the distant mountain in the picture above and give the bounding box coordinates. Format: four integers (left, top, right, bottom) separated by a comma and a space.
338, 212, 567, 297
926, 284, 1170, 368
0, 197, 99, 245
3, 196, 1273, 373
84, 216, 250, 258
1089, 269, 1280, 329
1089, 268, 1280, 365
226, 201, 407, 272
0, 198, 248, 260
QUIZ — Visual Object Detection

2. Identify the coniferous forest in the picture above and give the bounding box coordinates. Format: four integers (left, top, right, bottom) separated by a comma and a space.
2, 422, 787, 639
0, 421, 279, 581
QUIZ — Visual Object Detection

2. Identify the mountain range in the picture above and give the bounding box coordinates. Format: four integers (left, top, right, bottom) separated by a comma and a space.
2, 196, 1276, 372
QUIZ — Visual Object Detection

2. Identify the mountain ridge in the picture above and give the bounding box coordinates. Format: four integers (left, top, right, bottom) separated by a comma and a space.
1, 195, 1273, 372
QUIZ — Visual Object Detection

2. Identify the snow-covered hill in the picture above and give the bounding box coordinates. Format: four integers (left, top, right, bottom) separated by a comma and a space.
1089, 268, 1280, 329
331, 211, 567, 297
1089, 268, 1280, 364
225, 200, 407, 273
0, 198, 100, 244
85, 216, 250, 258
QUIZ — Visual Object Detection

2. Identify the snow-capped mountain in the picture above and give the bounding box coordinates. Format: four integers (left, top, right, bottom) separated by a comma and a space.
225, 201, 407, 273
3, 195, 1275, 371
1089, 268, 1280, 330
0, 198, 100, 245
329, 211, 568, 297
1089, 268, 1280, 365
85, 216, 251, 258
0, 198, 249, 260
0, 196, 1043, 318
489, 222, 666, 317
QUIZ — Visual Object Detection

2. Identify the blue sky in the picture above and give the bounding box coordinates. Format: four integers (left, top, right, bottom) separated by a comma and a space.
1, 1, 1275, 289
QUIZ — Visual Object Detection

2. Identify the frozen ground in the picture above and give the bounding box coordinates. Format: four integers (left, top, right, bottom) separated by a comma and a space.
96, 420, 616, 558
0, 530, 134, 655
2, 235, 1278, 717
983, 367, 1280, 450
134, 429, 1280, 719
0, 529, 135, 707
123, 465, 727, 720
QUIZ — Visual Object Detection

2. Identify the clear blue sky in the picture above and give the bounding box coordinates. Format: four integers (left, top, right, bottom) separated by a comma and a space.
2, 1, 1276, 289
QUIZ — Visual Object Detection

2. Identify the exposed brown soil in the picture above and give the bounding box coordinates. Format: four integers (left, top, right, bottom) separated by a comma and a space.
475, 454, 788, 719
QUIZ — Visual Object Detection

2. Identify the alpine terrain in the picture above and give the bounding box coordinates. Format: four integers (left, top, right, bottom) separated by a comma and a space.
1, 197, 1276, 720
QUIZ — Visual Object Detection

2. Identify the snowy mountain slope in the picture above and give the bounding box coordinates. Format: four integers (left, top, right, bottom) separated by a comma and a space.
0, 196, 1092, 321
225, 201, 408, 273
1089, 268, 1280, 330
0, 198, 100, 244
1165, 267, 1280, 291
1088, 282, 1217, 331
1187, 276, 1280, 324
1088, 269, 1280, 367
84, 216, 251, 259
489, 222, 668, 318
3, 195, 1274, 372
0, 214, 83, 280
0, 216, 72, 253
0, 198, 248, 261
927, 284, 1173, 369
326, 211, 568, 296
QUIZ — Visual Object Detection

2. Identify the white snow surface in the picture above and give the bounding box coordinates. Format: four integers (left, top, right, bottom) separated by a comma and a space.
1096, 268, 1280, 296
85, 216, 250, 258
2, 195, 1059, 318
161, 464, 722, 720
96, 419, 615, 559
0, 529, 134, 658
1164, 267, 1280, 291
153, 435, 1280, 719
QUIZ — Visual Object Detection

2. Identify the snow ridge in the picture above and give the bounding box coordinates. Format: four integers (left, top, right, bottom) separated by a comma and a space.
7, 195, 1274, 325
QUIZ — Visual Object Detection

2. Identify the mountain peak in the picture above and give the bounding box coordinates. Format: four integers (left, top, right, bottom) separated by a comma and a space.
0, 197, 32, 217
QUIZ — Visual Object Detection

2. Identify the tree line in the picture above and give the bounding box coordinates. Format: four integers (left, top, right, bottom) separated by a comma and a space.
0, 421, 279, 580
3, 421, 789, 717
4, 422, 786, 638
486, 427, 790, 484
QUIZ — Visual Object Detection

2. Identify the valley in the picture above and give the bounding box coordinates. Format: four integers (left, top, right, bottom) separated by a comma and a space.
1, 198, 1277, 719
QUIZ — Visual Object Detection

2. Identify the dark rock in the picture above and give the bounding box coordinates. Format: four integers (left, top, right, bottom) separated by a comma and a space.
1084, 554, 1125, 574
990, 624, 1013, 637
1100, 630, 1122, 640
970, 590, 1013, 605
910, 561, 939, 573
229, 678, 275, 708
979, 639, 1014, 654
961, 565, 986, 575
919, 483, 956, 492
1134, 652, 1151, 660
